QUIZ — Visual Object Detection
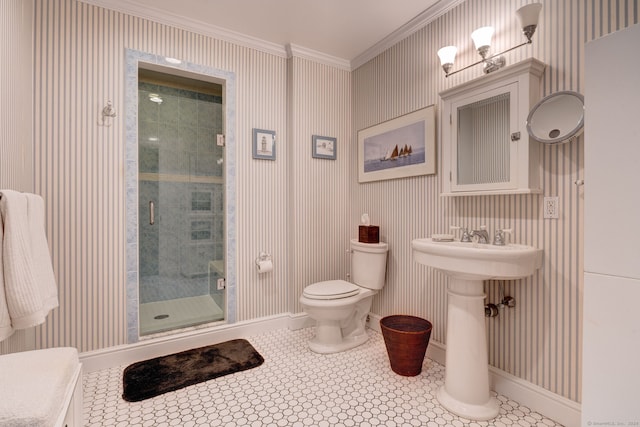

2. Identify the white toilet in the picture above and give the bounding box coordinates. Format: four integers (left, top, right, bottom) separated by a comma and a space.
300, 239, 389, 354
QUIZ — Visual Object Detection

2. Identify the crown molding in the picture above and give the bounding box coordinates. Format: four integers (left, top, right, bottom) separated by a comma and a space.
78, 0, 288, 58
79, 0, 463, 71
286, 44, 351, 71
350, 0, 465, 70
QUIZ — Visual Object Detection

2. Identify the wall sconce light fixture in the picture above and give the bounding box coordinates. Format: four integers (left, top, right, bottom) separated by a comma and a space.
437, 3, 542, 77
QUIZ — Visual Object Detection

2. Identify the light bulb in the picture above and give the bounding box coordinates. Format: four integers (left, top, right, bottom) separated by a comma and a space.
471, 26, 494, 54
516, 3, 542, 27
516, 3, 542, 42
437, 46, 457, 67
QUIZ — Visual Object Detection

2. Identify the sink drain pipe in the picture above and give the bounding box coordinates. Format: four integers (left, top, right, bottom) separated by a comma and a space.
485, 303, 500, 317
485, 283, 516, 317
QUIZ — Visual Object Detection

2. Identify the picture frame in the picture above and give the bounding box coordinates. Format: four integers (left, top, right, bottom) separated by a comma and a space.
311, 135, 337, 160
252, 128, 276, 160
358, 105, 436, 183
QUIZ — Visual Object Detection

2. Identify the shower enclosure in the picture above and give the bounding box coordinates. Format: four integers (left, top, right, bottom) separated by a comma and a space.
136, 67, 226, 336
125, 50, 236, 343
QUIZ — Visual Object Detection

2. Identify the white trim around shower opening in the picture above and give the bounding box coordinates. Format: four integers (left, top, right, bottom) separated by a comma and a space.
124, 48, 237, 343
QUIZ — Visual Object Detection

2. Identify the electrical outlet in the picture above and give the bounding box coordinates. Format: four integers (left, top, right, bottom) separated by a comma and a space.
544, 197, 559, 219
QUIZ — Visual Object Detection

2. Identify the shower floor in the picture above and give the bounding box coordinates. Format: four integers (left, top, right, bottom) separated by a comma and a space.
139, 295, 224, 336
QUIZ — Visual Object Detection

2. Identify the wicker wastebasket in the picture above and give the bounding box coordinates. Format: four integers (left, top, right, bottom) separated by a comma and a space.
380, 315, 432, 376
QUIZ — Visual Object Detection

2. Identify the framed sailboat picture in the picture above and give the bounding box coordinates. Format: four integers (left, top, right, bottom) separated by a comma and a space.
358, 105, 436, 183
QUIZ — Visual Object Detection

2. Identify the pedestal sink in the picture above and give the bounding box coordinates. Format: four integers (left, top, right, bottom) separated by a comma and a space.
411, 238, 542, 420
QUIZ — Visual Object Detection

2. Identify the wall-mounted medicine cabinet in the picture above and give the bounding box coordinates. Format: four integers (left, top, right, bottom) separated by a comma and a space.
440, 58, 546, 196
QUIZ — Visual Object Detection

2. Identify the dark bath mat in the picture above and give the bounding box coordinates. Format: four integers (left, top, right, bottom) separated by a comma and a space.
122, 338, 264, 402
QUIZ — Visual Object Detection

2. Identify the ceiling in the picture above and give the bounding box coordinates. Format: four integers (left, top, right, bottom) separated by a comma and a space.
93, 0, 459, 66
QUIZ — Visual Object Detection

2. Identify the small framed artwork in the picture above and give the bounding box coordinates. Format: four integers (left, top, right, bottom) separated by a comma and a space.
252, 128, 276, 160
358, 105, 436, 183
312, 135, 337, 160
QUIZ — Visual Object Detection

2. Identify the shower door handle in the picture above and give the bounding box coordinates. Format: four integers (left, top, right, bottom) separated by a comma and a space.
149, 200, 155, 225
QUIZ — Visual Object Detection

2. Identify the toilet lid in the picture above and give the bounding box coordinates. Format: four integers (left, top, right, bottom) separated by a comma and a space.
303, 280, 360, 300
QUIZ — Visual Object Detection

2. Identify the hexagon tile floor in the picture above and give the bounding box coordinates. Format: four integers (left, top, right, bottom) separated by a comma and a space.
83, 327, 564, 427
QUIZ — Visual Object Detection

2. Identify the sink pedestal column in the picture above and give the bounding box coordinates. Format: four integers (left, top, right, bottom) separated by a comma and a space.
436, 277, 499, 420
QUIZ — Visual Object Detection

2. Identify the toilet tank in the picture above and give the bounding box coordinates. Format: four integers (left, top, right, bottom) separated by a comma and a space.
350, 239, 388, 290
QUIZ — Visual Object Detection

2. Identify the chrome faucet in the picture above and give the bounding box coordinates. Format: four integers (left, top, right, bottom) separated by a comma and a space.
493, 228, 512, 246
470, 227, 490, 244
460, 227, 473, 242
450, 225, 474, 242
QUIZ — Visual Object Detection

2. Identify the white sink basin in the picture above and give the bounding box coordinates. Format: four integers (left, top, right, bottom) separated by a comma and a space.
411, 237, 543, 420
411, 238, 543, 280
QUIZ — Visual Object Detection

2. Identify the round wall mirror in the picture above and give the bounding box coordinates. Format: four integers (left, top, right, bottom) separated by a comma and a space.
526, 91, 584, 145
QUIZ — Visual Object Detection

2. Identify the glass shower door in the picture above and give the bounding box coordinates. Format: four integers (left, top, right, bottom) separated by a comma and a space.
137, 69, 225, 336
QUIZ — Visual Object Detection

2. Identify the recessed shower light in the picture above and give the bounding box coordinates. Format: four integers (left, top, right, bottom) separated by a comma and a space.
149, 93, 163, 104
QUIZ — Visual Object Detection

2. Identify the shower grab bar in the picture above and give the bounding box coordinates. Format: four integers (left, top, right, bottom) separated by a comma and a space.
149, 200, 155, 225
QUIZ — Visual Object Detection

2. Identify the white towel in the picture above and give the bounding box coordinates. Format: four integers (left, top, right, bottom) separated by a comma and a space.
0, 190, 59, 341
0, 347, 80, 426
0, 217, 11, 340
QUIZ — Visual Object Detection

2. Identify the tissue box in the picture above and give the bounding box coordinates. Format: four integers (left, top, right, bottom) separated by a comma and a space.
359, 226, 379, 244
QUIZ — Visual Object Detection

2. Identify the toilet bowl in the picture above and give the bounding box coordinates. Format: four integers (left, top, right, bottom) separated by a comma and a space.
300, 239, 388, 354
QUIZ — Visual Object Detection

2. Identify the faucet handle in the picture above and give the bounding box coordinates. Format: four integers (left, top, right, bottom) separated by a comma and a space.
493, 228, 512, 246
460, 227, 473, 242
450, 225, 473, 242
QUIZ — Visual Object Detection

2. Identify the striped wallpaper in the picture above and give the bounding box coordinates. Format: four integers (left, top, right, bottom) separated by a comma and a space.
18, 0, 352, 353
26, 0, 297, 351
0, 0, 636, 407
352, 0, 638, 404
288, 55, 352, 312
0, 0, 33, 195
0, 0, 35, 354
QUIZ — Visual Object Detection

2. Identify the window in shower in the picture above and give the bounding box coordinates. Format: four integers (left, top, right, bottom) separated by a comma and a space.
137, 68, 226, 336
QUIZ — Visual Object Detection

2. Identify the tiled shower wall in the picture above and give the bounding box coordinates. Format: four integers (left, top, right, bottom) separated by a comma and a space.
351, 0, 638, 403
138, 81, 224, 298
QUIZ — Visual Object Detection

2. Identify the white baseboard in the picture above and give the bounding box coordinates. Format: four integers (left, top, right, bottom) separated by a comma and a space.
80, 313, 296, 373
287, 312, 315, 330
490, 366, 581, 427
366, 313, 580, 427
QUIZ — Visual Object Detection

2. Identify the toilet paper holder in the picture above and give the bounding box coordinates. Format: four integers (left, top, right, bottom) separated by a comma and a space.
255, 251, 272, 266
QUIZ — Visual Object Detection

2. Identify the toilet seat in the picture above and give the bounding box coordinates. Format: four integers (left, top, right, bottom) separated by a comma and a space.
303, 280, 360, 300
